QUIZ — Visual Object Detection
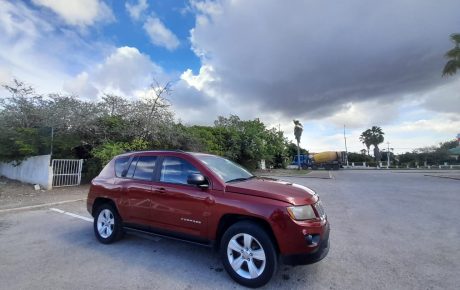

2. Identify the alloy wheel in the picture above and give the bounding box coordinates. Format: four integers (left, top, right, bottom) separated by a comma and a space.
227, 233, 266, 279
97, 209, 114, 238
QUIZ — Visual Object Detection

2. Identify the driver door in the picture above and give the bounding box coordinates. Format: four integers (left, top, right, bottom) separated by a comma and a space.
150, 156, 213, 238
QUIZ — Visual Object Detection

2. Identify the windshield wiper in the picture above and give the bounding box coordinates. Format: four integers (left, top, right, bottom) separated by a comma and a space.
226, 176, 256, 183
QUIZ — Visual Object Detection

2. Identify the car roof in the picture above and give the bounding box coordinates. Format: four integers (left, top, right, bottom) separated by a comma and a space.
114, 150, 216, 158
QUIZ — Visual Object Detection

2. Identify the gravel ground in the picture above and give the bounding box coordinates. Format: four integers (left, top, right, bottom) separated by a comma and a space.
0, 177, 89, 210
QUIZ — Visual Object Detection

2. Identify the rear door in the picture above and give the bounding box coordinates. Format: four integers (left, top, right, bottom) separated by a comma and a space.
119, 155, 157, 226
150, 156, 213, 238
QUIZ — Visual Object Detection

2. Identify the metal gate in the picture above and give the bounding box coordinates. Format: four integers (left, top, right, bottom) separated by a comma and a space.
52, 159, 83, 187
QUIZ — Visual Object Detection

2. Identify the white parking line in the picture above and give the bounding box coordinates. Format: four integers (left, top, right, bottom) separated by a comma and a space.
50, 208, 93, 222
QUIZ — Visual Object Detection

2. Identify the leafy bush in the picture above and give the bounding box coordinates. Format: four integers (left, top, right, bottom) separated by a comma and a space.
91, 142, 125, 166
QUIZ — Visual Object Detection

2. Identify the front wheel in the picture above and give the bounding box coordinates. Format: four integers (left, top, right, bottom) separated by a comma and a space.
220, 221, 278, 288
93, 203, 123, 244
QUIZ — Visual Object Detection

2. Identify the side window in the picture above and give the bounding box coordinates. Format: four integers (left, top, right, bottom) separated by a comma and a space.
132, 156, 157, 181
160, 157, 200, 185
114, 156, 129, 177
125, 156, 138, 178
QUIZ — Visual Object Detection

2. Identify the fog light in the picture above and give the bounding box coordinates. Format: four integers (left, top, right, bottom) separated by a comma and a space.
305, 234, 320, 246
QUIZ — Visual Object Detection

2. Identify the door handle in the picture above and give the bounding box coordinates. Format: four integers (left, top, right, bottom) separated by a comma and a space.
154, 187, 166, 194
205, 196, 215, 205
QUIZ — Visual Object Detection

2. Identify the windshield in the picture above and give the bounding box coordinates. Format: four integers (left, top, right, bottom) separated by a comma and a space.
193, 154, 254, 183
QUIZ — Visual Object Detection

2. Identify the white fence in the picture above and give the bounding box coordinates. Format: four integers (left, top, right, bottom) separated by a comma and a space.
0, 155, 53, 189
0, 155, 83, 189
52, 159, 83, 187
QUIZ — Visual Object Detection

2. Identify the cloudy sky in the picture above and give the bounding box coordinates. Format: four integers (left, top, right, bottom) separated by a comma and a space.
1, 0, 459, 153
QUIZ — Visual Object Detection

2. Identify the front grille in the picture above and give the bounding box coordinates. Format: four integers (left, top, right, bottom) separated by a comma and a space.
314, 201, 326, 219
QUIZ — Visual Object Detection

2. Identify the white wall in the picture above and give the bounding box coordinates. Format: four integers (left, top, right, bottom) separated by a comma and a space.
0, 155, 52, 190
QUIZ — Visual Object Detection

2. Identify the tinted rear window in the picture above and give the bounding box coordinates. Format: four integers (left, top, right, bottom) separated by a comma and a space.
132, 156, 157, 181
125, 156, 138, 178
114, 156, 129, 177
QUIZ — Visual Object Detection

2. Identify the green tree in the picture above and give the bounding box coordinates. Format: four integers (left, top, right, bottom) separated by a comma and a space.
286, 142, 308, 160
187, 125, 223, 154
396, 138, 458, 167
439, 139, 459, 150
264, 128, 288, 168
1, 79, 290, 172
347, 152, 373, 163
442, 33, 460, 77
212, 115, 288, 169
91, 142, 125, 166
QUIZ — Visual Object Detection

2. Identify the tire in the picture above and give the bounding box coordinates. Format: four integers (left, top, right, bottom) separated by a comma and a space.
220, 221, 278, 288
93, 203, 123, 244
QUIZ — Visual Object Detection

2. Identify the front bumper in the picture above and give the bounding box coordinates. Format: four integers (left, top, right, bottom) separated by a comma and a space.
281, 221, 330, 266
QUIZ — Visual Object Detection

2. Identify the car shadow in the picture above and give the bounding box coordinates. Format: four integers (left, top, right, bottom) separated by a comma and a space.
54, 221, 327, 289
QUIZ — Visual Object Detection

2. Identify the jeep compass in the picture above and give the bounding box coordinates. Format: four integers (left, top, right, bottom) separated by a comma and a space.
87, 151, 329, 287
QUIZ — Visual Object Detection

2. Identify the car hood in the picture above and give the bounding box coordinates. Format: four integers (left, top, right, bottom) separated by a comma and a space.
225, 177, 318, 205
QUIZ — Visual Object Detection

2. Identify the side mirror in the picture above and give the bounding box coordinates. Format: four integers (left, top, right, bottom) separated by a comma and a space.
187, 173, 208, 188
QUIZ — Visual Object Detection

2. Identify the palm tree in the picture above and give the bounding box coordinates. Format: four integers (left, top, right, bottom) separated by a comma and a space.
442, 33, 460, 77
360, 126, 385, 160
359, 129, 372, 155
369, 126, 385, 161
293, 120, 303, 170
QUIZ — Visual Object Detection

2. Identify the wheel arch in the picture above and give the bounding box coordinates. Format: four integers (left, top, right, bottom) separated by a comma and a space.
215, 214, 280, 253
92, 197, 117, 217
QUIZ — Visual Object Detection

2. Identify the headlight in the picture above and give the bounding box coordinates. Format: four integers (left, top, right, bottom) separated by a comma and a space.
287, 205, 317, 220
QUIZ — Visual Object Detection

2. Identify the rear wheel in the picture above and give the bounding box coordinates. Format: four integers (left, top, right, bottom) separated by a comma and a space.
220, 221, 277, 288
93, 203, 123, 244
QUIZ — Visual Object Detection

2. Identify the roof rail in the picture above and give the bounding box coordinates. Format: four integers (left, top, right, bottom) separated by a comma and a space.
121, 149, 188, 154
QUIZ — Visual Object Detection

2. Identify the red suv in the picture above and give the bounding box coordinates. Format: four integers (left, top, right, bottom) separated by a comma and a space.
87, 151, 329, 287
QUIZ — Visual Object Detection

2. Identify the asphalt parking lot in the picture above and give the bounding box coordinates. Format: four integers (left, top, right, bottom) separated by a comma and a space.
1, 170, 459, 289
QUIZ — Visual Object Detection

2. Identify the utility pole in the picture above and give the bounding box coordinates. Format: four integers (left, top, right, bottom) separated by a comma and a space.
386, 141, 390, 169
344, 125, 348, 167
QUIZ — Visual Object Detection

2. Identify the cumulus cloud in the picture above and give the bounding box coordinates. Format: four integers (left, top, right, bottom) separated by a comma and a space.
143, 16, 180, 50
325, 100, 401, 129
64, 46, 163, 98
188, 0, 460, 121
63, 72, 98, 97
0, 1, 113, 94
125, 0, 148, 21
181, 65, 218, 91
420, 79, 460, 114
31, 0, 114, 27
